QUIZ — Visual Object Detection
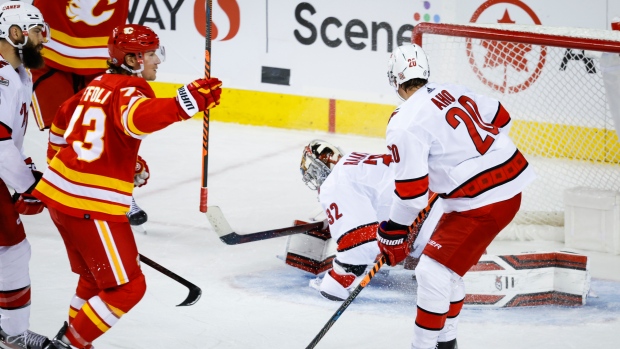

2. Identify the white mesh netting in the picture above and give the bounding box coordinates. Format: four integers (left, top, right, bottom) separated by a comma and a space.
417, 23, 620, 240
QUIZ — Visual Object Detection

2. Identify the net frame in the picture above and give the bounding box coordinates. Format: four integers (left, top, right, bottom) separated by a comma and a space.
411, 22, 620, 233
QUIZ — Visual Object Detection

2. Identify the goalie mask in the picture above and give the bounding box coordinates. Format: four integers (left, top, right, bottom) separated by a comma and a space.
108, 24, 165, 76
300, 140, 344, 190
387, 44, 430, 90
0, 1, 49, 49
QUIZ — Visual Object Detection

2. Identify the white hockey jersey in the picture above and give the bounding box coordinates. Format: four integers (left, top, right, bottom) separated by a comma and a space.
0, 58, 36, 193
387, 82, 535, 225
319, 152, 442, 262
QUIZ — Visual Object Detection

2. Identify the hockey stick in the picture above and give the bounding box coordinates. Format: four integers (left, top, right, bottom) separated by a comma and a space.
206, 206, 325, 245
305, 193, 439, 348
305, 256, 386, 349
139, 254, 202, 306
199, 0, 213, 213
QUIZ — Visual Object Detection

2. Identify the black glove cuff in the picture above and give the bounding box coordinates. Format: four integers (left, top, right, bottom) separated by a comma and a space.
385, 220, 409, 231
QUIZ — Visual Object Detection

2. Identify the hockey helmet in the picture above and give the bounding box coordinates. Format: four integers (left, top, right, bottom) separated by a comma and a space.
0, 1, 49, 49
108, 24, 165, 72
387, 44, 430, 89
300, 139, 344, 190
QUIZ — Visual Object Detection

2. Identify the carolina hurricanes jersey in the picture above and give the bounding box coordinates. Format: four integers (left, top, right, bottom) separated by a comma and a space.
318, 152, 391, 265
387, 82, 536, 226
33, 0, 129, 75
0, 58, 36, 193
319, 152, 443, 260
33, 73, 184, 222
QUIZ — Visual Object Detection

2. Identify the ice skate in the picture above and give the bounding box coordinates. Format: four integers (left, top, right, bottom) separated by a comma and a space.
0, 327, 51, 349
47, 322, 79, 349
127, 197, 148, 225
436, 339, 457, 349
127, 197, 147, 234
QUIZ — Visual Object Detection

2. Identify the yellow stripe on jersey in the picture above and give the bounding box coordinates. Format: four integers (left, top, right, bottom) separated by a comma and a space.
51, 29, 109, 47
107, 304, 125, 318
96, 220, 128, 284
36, 181, 129, 216
42, 49, 108, 70
125, 98, 149, 136
81, 303, 110, 332
50, 157, 133, 194
50, 123, 66, 136
69, 308, 78, 319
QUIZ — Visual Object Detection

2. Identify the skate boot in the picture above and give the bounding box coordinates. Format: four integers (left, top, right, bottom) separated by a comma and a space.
126, 197, 147, 226
48, 322, 79, 349
436, 339, 457, 349
0, 327, 51, 349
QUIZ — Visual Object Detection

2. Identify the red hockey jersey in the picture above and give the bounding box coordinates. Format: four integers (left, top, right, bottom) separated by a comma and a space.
33, 0, 129, 75
33, 73, 184, 221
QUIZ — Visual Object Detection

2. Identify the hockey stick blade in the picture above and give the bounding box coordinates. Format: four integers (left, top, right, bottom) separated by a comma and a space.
305, 256, 386, 349
139, 254, 202, 306
206, 206, 324, 245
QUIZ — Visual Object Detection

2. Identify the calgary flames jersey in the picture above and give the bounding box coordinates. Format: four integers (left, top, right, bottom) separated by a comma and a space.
33, 73, 184, 221
33, 0, 129, 75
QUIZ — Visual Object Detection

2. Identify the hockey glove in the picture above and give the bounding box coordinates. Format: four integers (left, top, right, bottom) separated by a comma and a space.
134, 155, 150, 187
175, 78, 222, 119
377, 220, 411, 266
13, 167, 44, 215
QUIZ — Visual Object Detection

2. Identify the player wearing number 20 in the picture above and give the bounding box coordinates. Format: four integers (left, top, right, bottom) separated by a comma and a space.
32, 24, 221, 349
379, 44, 535, 349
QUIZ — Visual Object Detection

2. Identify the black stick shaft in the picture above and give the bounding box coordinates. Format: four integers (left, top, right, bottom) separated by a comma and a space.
139, 254, 202, 306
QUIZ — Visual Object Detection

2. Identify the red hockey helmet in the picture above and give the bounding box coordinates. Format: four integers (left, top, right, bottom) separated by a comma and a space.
107, 24, 164, 67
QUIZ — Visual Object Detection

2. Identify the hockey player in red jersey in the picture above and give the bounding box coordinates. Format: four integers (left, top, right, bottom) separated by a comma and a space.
31, 0, 150, 228
299, 140, 443, 301
377, 44, 536, 349
32, 24, 222, 349
30, 0, 129, 130
0, 2, 54, 348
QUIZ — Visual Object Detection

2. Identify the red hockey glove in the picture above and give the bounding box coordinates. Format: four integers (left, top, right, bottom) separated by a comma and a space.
13, 168, 44, 215
175, 77, 222, 119
377, 220, 411, 266
134, 155, 150, 187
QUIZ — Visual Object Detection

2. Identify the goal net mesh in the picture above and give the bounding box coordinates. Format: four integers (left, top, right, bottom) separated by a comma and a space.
413, 23, 620, 233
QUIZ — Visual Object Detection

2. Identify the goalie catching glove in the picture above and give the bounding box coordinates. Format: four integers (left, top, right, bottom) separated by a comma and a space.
377, 220, 413, 266
134, 155, 150, 187
175, 77, 222, 119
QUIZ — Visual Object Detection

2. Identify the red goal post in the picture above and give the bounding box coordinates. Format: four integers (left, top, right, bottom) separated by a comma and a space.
411, 22, 620, 235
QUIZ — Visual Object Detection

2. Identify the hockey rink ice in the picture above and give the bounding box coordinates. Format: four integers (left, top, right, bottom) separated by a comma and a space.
21, 119, 620, 348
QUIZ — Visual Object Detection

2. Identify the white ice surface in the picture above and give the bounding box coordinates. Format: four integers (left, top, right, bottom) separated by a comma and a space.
21, 119, 620, 349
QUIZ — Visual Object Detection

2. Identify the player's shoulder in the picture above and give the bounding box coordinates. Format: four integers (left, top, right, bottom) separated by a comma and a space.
0, 59, 19, 92
97, 73, 156, 97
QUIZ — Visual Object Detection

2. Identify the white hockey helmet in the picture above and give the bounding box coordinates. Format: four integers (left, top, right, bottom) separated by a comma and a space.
0, 1, 49, 49
300, 139, 344, 190
387, 44, 430, 89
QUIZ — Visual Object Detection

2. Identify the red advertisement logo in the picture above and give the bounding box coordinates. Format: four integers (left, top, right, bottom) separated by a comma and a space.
194, 0, 240, 41
467, 0, 545, 94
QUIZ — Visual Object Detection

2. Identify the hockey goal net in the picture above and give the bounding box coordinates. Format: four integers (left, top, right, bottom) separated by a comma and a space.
412, 23, 620, 237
